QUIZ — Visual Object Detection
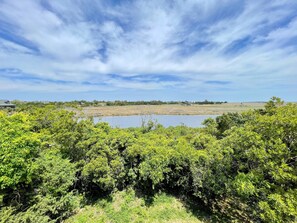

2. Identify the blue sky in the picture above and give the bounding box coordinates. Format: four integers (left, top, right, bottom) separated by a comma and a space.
0, 0, 296, 101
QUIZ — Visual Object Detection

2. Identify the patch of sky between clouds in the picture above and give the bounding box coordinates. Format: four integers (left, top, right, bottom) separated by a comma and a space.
0, 22, 40, 53
108, 73, 188, 83
174, 40, 212, 57
205, 80, 231, 85
39, 0, 84, 24
284, 36, 297, 49
223, 36, 253, 55
97, 41, 108, 63
269, 14, 297, 30
167, 0, 247, 58
81, 81, 109, 86
69, 0, 135, 32
0, 68, 73, 84
253, 14, 297, 43
181, 0, 244, 26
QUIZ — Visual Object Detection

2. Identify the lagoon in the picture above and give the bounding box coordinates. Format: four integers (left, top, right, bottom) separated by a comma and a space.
93, 115, 218, 128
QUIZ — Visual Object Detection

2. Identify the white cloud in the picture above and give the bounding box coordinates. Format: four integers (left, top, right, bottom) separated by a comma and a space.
0, 0, 296, 99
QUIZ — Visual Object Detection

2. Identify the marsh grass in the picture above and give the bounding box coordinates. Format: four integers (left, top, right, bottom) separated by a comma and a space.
79, 103, 265, 117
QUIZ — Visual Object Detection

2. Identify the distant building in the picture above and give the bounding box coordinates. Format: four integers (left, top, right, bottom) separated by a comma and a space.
0, 100, 16, 108
181, 101, 192, 106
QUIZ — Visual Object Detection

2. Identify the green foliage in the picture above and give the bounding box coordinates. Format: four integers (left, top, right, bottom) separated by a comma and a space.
259, 190, 297, 223
0, 206, 52, 223
35, 150, 77, 196
264, 96, 284, 114
2, 193, 81, 223
0, 112, 40, 190
1, 97, 296, 222
125, 131, 199, 191
190, 97, 297, 222
81, 128, 134, 191
191, 133, 216, 150
82, 156, 117, 191
201, 118, 218, 136
215, 112, 248, 137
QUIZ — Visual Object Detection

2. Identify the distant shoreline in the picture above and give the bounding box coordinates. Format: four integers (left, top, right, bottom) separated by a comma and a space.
74, 102, 266, 117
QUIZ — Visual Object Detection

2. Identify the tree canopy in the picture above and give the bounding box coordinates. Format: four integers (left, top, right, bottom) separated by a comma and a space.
0, 97, 296, 222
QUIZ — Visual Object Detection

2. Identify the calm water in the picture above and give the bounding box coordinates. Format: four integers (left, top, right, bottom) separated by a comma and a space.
93, 115, 217, 128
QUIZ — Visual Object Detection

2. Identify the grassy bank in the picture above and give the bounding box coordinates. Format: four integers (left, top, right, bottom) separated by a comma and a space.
65, 189, 211, 223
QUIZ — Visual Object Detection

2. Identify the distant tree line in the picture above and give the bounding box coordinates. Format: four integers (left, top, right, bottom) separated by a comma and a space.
11, 100, 227, 109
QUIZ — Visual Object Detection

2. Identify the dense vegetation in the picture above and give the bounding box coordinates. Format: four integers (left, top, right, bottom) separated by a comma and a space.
0, 97, 296, 222
12, 99, 227, 110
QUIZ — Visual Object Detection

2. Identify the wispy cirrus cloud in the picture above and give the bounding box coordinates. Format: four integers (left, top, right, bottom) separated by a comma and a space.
0, 0, 296, 101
